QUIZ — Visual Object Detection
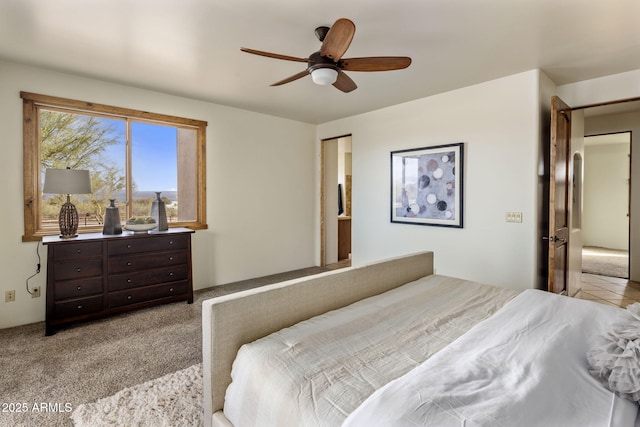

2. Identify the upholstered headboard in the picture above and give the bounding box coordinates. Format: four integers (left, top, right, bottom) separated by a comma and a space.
201, 251, 434, 427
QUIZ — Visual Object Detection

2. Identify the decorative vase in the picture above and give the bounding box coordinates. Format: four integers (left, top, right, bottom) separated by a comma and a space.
150, 192, 168, 231
103, 199, 123, 235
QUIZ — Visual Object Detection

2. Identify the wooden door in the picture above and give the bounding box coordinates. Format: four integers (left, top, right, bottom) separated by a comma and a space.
548, 96, 571, 294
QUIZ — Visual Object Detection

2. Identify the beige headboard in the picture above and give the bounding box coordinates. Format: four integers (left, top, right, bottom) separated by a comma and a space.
201, 251, 434, 427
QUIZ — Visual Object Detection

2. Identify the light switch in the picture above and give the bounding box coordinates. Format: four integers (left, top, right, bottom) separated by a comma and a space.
506, 212, 523, 223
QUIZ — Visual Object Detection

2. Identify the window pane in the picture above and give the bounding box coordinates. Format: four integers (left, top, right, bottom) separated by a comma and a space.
40, 109, 126, 230
130, 121, 178, 220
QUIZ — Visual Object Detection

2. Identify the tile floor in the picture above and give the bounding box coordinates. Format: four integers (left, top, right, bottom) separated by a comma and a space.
579, 273, 640, 308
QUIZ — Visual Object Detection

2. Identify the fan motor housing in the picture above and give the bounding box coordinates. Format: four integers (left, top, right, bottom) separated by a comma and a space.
307, 51, 339, 73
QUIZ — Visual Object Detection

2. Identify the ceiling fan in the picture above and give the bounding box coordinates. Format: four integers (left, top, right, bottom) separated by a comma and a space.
241, 18, 412, 93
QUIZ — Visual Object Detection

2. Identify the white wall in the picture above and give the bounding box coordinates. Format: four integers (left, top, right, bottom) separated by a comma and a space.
583, 141, 630, 250
0, 60, 317, 329
318, 70, 542, 290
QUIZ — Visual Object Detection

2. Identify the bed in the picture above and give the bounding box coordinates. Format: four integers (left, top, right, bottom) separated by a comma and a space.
202, 251, 640, 427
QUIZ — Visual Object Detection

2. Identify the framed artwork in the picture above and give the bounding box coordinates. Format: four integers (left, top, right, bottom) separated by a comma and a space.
390, 142, 464, 227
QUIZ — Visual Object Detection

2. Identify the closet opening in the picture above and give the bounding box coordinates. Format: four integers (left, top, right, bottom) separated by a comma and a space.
321, 135, 352, 268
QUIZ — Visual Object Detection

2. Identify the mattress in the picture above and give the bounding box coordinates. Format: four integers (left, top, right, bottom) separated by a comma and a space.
223, 274, 519, 427
343, 289, 640, 427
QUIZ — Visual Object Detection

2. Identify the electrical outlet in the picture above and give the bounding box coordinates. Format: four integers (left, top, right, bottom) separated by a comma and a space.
32, 287, 41, 298
5, 290, 15, 302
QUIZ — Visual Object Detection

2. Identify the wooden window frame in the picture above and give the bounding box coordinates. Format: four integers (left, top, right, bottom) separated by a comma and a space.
22, 92, 208, 242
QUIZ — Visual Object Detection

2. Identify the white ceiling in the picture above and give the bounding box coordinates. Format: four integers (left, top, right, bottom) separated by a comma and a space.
1, 0, 639, 124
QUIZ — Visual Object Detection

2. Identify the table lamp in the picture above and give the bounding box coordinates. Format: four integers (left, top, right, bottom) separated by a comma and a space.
43, 168, 92, 238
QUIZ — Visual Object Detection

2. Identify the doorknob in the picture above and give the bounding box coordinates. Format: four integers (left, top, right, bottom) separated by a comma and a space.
543, 236, 566, 243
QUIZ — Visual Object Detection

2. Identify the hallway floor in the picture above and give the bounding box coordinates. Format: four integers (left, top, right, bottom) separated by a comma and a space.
580, 273, 640, 308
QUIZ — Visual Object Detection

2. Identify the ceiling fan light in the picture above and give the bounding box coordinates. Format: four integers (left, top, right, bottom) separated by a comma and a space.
311, 68, 338, 85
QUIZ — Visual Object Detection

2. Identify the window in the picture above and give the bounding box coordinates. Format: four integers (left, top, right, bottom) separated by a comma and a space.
22, 92, 207, 241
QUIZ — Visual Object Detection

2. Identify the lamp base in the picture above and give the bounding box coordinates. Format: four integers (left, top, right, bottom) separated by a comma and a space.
59, 196, 79, 239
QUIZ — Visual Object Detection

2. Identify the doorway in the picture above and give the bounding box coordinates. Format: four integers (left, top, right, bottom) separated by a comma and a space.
541, 97, 640, 297
581, 132, 630, 279
321, 135, 352, 267
570, 100, 640, 307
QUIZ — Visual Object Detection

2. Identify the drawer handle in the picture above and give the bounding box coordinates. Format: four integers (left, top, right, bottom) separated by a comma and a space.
77, 305, 83, 309
169, 240, 174, 245
169, 288, 174, 292
169, 272, 174, 277
127, 295, 132, 300
76, 268, 82, 273
127, 279, 132, 283
75, 249, 81, 254
127, 262, 132, 266
127, 244, 132, 249
76, 286, 82, 291
169, 256, 174, 261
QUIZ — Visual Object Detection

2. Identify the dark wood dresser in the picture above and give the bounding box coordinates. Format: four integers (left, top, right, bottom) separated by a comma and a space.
42, 228, 194, 335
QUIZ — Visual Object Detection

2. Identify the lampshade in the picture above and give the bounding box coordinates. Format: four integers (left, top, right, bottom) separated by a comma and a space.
43, 168, 92, 195
311, 68, 338, 85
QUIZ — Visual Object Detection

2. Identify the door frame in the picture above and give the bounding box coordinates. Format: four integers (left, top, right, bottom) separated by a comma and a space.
568, 98, 640, 284
320, 134, 351, 266
547, 96, 571, 294
542, 96, 640, 291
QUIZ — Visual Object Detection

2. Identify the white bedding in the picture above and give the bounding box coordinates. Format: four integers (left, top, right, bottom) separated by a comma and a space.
223, 275, 518, 427
343, 289, 640, 427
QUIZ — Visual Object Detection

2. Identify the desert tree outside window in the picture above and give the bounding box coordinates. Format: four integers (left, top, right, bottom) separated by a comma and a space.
22, 92, 208, 241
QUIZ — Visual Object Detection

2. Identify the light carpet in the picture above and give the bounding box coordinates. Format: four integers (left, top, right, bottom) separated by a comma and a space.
70, 363, 203, 427
582, 246, 629, 279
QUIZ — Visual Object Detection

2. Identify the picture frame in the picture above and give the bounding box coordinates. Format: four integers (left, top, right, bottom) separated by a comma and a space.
390, 142, 464, 227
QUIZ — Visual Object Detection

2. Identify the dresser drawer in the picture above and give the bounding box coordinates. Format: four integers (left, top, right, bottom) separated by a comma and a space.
52, 295, 103, 319
53, 259, 103, 281
53, 241, 102, 261
108, 234, 189, 256
108, 250, 187, 274
54, 277, 103, 300
108, 265, 189, 291
108, 281, 188, 308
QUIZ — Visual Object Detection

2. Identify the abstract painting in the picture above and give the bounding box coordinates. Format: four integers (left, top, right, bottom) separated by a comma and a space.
391, 143, 464, 227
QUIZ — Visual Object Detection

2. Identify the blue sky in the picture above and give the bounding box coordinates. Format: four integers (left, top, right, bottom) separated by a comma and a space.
131, 122, 177, 191
103, 120, 178, 192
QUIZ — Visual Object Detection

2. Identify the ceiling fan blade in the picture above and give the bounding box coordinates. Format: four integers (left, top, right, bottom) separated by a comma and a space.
241, 48, 309, 63
320, 18, 355, 61
339, 56, 412, 72
271, 70, 310, 86
333, 70, 357, 93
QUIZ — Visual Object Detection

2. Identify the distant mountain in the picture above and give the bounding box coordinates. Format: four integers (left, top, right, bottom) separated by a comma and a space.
132, 190, 177, 201
47, 190, 178, 202
105, 190, 177, 202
